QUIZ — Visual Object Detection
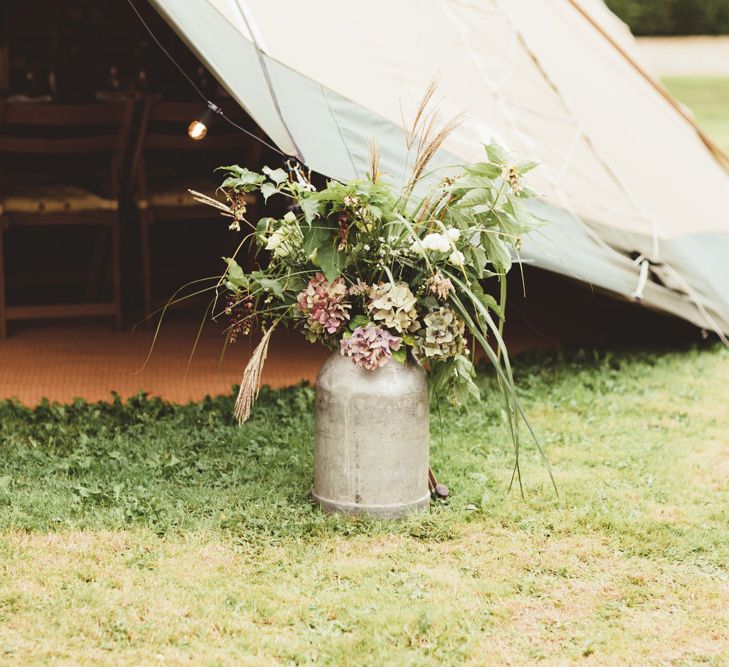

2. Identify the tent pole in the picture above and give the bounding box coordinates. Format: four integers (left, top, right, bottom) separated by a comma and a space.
564, 0, 729, 173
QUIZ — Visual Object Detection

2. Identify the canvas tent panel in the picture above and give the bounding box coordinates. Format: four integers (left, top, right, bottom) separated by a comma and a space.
150, 0, 298, 156
148, 0, 729, 336
236, 0, 663, 242
525, 202, 729, 333
263, 58, 359, 182
208, 0, 253, 40
571, 0, 654, 69
662, 234, 729, 322
504, 0, 729, 240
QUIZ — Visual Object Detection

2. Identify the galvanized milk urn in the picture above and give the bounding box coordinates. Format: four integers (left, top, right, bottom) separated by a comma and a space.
313, 352, 430, 518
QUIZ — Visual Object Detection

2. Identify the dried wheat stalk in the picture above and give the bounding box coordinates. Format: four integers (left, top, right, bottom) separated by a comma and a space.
405, 112, 465, 197
368, 138, 381, 183
188, 189, 233, 217
234, 327, 275, 425
406, 79, 438, 149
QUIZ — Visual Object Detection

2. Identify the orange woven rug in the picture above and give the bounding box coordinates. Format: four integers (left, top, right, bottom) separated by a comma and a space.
0, 318, 329, 406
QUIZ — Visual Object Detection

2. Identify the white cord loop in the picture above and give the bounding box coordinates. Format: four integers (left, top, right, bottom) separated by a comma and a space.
631, 256, 650, 301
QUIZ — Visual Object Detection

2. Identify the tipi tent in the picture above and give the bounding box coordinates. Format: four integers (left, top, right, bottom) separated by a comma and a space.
148, 0, 729, 337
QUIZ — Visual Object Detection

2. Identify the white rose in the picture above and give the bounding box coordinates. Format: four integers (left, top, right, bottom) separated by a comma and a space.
449, 250, 465, 267
421, 233, 450, 253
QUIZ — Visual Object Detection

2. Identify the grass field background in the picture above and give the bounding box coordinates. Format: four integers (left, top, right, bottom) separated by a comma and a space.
1, 78, 729, 665
664, 76, 729, 153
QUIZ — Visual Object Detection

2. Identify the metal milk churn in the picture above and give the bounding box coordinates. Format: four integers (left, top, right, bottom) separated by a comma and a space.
313, 352, 430, 518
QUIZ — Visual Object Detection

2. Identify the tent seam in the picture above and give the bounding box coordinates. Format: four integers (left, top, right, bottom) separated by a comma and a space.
231, 0, 305, 162
320, 85, 359, 179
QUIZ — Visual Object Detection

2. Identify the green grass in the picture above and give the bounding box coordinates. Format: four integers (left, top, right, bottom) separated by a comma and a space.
1, 345, 729, 664
664, 76, 729, 154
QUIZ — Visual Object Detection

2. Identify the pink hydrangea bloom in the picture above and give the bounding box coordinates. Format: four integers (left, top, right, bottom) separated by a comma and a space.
297, 273, 351, 341
340, 325, 402, 371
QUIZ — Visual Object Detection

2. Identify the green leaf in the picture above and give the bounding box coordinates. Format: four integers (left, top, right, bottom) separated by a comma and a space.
219, 176, 244, 190
420, 295, 440, 310
467, 246, 488, 278
349, 314, 370, 331
454, 355, 481, 402
255, 217, 276, 247
479, 292, 500, 316
391, 348, 406, 365
471, 203, 495, 216
223, 258, 247, 288
256, 216, 275, 235
261, 182, 278, 202
216, 164, 247, 175
366, 204, 382, 220
256, 276, 284, 298
485, 144, 509, 165
464, 162, 502, 179
483, 235, 512, 273
508, 194, 533, 229
302, 226, 331, 256
262, 166, 288, 185
282, 272, 306, 294
300, 197, 321, 223
517, 160, 539, 174
316, 240, 343, 283
456, 187, 493, 209
216, 166, 265, 191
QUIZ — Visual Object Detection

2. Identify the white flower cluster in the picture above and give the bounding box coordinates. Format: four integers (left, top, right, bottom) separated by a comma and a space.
411, 228, 465, 267
265, 211, 302, 259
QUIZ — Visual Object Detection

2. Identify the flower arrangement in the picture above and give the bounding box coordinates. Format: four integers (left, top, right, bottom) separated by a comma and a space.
189, 89, 550, 488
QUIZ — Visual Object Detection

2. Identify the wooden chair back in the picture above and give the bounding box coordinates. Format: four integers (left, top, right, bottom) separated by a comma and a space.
131, 96, 262, 202
0, 98, 136, 199
139, 98, 254, 151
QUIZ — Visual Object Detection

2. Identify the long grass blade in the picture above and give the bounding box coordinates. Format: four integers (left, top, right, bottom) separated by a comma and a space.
447, 277, 558, 496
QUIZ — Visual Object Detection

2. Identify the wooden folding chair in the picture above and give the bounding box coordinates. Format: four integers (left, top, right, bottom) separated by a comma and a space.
0, 98, 136, 337
131, 97, 261, 320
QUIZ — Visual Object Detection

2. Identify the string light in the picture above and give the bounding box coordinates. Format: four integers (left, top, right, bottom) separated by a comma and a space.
187, 101, 221, 141
126, 0, 287, 157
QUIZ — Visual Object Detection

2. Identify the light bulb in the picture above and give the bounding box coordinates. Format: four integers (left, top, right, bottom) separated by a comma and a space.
187, 119, 208, 141
187, 102, 221, 141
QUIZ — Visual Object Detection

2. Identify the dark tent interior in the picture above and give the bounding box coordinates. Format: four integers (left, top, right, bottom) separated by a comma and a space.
0, 0, 702, 402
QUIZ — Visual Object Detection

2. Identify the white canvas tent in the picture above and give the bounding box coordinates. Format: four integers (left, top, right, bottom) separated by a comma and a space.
149, 0, 729, 337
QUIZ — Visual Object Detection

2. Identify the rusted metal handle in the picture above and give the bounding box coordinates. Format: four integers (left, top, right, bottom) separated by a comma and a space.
428, 467, 449, 499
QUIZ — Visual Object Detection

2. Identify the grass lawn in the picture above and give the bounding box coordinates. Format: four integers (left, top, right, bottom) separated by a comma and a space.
664, 76, 729, 154
1, 345, 729, 665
